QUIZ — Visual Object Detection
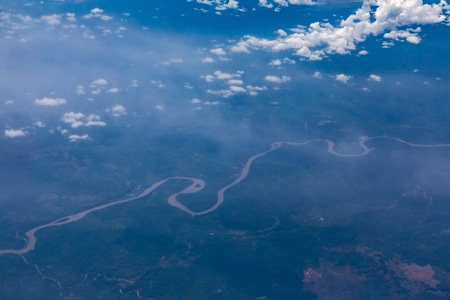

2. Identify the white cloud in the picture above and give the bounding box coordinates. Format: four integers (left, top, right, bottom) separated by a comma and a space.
76, 85, 85, 95
203, 101, 221, 105
206, 89, 235, 98
191, 98, 202, 104
358, 50, 369, 55
40, 14, 62, 26
228, 79, 243, 85
89, 79, 108, 94
69, 134, 90, 142
269, 59, 282, 66
66, 13, 76, 22
156, 105, 164, 110
335, 74, 351, 83
204, 75, 215, 82
62, 112, 106, 128
259, 0, 274, 8
195, 0, 242, 10
84, 114, 106, 126
5, 100, 14, 104
107, 104, 127, 117
83, 8, 112, 21
231, 0, 447, 60
34, 121, 45, 128
62, 112, 85, 124
246, 85, 268, 91
34, 97, 66, 106
230, 42, 251, 53
259, 0, 316, 9
100, 15, 113, 21
204, 70, 243, 82
368, 74, 382, 81
268, 57, 296, 66
90, 79, 108, 87
229, 85, 246, 92
384, 28, 422, 44
382, 41, 395, 48
91, 8, 104, 14
158, 58, 183, 66
210, 48, 226, 55
85, 120, 106, 126
71, 121, 84, 128
201, 57, 215, 63
277, 29, 288, 36
150, 80, 166, 88
313, 71, 321, 79
202, 70, 250, 97
107, 87, 120, 93
265, 75, 291, 83
5, 129, 27, 138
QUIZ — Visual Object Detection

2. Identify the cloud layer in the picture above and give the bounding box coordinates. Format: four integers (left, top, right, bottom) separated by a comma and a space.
231, 0, 448, 60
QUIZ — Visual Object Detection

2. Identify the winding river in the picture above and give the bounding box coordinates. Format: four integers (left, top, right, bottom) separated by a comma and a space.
1, 136, 450, 255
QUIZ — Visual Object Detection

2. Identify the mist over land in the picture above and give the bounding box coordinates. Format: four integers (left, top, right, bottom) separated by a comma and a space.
1, 1, 450, 299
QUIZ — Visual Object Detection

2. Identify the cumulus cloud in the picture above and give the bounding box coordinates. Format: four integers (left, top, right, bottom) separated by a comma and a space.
107, 87, 120, 93
194, 0, 241, 10
268, 57, 296, 66
201, 57, 215, 63
40, 14, 62, 26
69, 134, 90, 142
89, 79, 108, 94
34, 97, 66, 106
189, 98, 220, 107
62, 112, 106, 128
231, 0, 447, 60
206, 89, 235, 98
90, 79, 108, 87
203, 70, 243, 82
34, 121, 45, 128
202, 70, 250, 97
369, 74, 382, 81
91, 8, 104, 14
384, 28, 422, 44
210, 48, 226, 55
76, 85, 85, 95
229, 85, 246, 92
265, 75, 291, 83
150, 80, 166, 88
259, 0, 317, 9
66, 13, 77, 23
228, 79, 243, 85
246, 85, 268, 92
62, 112, 84, 124
157, 58, 183, 66
107, 104, 127, 117
83, 8, 113, 21
84, 114, 106, 127
5, 129, 27, 138
335, 74, 351, 83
